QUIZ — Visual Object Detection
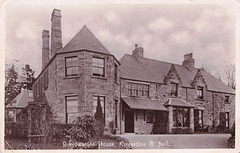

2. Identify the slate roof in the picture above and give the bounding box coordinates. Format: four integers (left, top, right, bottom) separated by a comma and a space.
122, 97, 168, 111
119, 54, 235, 94
11, 89, 34, 108
59, 25, 111, 55
164, 98, 194, 108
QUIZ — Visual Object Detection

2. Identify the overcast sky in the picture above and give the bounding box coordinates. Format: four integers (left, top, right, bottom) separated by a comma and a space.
4, 0, 237, 77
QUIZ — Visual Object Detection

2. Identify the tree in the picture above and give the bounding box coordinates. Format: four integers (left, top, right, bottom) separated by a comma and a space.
224, 64, 235, 90
5, 64, 21, 107
200, 62, 213, 75
21, 64, 35, 90
94, 97, 104, 137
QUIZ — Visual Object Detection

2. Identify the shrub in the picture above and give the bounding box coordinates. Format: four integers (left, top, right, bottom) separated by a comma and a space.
68, 115, 96, 143
227, 122, 235, 148
48, 123, 74, 142
5, 122, 28, 138
94, 100, 105, 137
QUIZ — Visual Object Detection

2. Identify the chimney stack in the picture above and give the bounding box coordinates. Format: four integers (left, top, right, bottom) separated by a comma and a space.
182, 53, 195, 68
51, 9, 62, 57
132, 44, 144, 58
42, 30, 50, 69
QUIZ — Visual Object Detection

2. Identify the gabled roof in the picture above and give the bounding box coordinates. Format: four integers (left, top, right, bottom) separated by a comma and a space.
122, 97, 168, 111
10, 89, 33, 108
119, 54, 235, 94
164, 98, 194, 108
59, 25, 111, 55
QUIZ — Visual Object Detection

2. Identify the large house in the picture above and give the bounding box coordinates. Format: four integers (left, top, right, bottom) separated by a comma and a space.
32, 9, 235, 134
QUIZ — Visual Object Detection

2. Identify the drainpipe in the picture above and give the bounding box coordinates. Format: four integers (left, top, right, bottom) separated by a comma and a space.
120, 72, 122, 134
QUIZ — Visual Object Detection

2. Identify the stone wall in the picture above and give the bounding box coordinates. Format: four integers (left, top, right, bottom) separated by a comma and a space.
33, 50, 120, 132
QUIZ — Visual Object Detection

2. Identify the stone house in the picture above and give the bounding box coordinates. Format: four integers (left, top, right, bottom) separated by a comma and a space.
32, 9, 235, 134
5, 89, 33, 122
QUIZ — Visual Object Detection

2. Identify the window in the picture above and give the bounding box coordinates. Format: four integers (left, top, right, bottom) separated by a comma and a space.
170, 83, 178, 97
65, 56, 78, 76
199, 110, 203, 128
127, 83, 149, 97
197, 87, 203, 99
114, 64, 118, 82
224, 95, 230, 103
93, 96, 105, 124
66, 96, 78, 123
226, 112, 230, 129
92, 57, 105, 77
28, 92, 33, 98
173, 107, 190, 127
146, 111, 154, 123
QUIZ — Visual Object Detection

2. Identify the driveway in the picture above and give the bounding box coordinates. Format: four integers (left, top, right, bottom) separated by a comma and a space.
119, 134, 231, 149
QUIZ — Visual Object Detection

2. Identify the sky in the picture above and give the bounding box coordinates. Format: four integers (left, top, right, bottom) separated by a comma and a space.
3, 0, 237, 77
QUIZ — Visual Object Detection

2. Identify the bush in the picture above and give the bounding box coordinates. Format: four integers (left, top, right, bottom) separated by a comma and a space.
227, 122, 235, 148
48, 123, 74, 142
94, 100, 105, 137
68, 115, 96, 143
5, 122, 28, 138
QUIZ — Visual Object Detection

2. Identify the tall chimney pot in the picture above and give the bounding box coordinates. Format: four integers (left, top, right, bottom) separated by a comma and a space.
51, 9, 62, 57
42, 30, 50, 69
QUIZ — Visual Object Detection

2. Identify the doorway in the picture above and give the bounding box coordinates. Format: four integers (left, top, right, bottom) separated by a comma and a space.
125, 111, 134, 133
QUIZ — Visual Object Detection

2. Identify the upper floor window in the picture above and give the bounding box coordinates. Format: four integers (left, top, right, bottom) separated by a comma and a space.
92, 57, 105, 77
127, 83, 149, 97
224, 95, 230, 103
197, 87, 203, 99
170, 83, 178, 97
66, 95, 78, 123
65, 56, 78, 76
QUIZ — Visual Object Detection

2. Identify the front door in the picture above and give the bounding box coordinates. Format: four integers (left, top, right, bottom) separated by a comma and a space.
125, 111, 134, 133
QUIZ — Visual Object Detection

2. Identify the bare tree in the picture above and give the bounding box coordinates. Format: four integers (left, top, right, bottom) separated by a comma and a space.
200, 62, 213, 75
223, 64, 235, 90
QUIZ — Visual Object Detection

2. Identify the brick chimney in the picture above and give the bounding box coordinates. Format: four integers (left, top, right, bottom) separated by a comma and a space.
182, 53, 195, 68
132, 44, 144, 58
42, 30, 50, 69
51, 9, 62, 57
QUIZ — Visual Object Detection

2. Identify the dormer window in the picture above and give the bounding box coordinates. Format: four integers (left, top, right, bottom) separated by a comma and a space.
197, 87, 203, 99
92, 57, 105, 77
170, 83, 178, 97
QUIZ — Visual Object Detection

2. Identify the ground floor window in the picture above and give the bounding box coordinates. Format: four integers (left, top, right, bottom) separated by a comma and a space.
225, 112, 230, 129
66, 95, 78, 123
93, 96, 105, 124
146, 111, 154, 123
199, 110, 203, 128
173, 107, 190, 127
220, 112, 230, 129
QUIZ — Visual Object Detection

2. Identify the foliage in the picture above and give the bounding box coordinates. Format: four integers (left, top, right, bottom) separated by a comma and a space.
152, 111, 168, 134
109, 121, 115, 134
48, 123, 74, 142
21, 64, 35, 90
5, 122, 28, 138
227, 122, 235, 148
94, 99, 105, 137
5, 64, 21, 107
68, 115, 96, 143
